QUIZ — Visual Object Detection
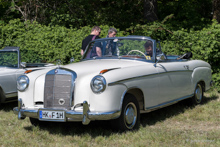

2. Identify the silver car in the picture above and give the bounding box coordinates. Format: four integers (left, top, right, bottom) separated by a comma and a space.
0, 47, 54, 105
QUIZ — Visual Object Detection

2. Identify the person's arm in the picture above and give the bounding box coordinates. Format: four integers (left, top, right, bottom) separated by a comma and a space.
96, 47, 102, 57
81, 49, 84, 56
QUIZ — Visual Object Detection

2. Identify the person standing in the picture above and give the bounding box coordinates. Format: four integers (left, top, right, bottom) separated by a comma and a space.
104, 28, 117, 55
107, 27, 117, 38
81, 26, 101, 56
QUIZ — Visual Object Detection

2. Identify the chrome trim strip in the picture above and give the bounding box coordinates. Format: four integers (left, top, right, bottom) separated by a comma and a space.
108, 70, 193, 86
5, 92, 17, 98
13, 100, 121, 124
144, 94, 194, 112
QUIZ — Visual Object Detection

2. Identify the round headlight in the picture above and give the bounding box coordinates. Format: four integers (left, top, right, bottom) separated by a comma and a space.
90, 75, 106, 94
17, 75, 29, 91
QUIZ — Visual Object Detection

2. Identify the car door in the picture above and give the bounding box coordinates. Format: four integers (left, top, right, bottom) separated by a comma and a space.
0, 68, 24, 97
155, 61, 192, 104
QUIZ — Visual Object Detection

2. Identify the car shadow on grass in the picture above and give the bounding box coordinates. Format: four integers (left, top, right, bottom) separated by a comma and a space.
24, 120, 115, 137
140, 95, 219, 127
0, 101, 17, 112
23, 94, 218, 136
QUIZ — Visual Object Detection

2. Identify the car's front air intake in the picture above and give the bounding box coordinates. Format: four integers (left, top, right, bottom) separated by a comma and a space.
44, 68, 77, 109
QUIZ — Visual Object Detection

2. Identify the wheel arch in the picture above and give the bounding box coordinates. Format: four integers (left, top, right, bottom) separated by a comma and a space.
0, 86, 6, 103
195, 80, 205, 92
120, 87, 144, 112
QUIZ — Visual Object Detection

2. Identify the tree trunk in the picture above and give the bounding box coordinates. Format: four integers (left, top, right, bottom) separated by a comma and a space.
213, 0, 220, 22
144, 0, 158, 22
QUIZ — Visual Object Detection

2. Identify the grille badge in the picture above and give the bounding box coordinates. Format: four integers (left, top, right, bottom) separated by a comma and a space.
58, 99, 65, 105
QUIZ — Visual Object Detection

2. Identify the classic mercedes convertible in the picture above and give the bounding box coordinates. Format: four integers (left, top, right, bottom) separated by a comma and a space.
13, 36, 212, 131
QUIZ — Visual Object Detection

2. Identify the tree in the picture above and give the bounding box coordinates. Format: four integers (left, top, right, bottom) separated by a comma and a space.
11, 0, 41, 22
144, 0, 158, 22
213, 0, 220, 22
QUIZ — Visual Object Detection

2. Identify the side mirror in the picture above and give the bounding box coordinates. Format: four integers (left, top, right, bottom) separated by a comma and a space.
154, 54, 166, 67
156, 54, 166, 61
20, 62, 26, 68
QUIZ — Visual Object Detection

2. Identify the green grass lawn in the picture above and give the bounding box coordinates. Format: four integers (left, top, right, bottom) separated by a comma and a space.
0, 90, 219, 147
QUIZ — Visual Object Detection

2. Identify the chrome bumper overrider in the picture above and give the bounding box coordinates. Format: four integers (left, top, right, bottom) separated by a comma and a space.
13, 99, 120, 125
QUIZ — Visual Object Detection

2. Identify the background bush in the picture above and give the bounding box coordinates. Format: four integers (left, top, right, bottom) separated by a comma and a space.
0, 19, 219, 92
0, 19, 126, 63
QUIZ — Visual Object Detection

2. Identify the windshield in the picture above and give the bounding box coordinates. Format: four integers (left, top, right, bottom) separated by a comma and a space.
0, 51, 18, 68
82, 38, 155, 61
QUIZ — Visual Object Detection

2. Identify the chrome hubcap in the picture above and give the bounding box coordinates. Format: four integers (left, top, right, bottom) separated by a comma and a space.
124, 102, 137, 129
195, 84, 202, 103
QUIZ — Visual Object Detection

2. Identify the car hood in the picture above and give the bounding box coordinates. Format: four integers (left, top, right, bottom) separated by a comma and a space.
0, 67, 19, 73
63, 59, 149, 76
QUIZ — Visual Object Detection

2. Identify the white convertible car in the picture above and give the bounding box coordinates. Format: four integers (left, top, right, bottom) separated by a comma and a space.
13, 36, 213, 131
0, 47, 54, 106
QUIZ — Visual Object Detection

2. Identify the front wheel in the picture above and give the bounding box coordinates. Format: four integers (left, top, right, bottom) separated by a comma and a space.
191, 83, 204, 105
111, 94, 140, 131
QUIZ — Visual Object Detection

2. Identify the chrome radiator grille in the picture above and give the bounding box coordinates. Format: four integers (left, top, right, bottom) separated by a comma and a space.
44, 68, 77, 109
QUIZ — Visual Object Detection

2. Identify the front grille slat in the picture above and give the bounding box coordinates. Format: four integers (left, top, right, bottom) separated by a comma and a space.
44, 68, 77, 109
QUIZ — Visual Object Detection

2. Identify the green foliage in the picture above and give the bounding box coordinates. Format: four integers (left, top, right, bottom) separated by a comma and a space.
157, 0, 212, 30
119, 40, 146, 56
0, 1, 20, 24
0, 19, 125, 64
1, 0, 213, 31
212, 73, 220, 92
0, 51, 18, 67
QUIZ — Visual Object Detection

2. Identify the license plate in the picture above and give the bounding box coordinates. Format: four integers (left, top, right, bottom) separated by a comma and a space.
39, 110, 65, 121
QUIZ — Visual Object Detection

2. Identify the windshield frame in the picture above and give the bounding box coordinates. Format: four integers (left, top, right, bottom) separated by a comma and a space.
82, 36, 157, 63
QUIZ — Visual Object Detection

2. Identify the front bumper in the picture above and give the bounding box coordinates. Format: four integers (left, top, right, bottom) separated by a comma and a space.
13, 99, 120, 125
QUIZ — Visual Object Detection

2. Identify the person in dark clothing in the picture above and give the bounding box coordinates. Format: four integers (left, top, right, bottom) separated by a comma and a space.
104, 28, 117, 55
81, 26, 101, 56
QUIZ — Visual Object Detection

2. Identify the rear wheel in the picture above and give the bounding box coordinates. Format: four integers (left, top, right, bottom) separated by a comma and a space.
111, 94, 140, 131
191, 83, 204, 105
0, 89, 5, 107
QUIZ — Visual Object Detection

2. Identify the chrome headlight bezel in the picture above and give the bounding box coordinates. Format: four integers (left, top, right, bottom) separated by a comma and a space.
90, 75, 106, 94
17, 75, 29, 91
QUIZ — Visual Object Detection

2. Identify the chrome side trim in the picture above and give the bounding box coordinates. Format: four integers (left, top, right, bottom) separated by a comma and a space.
13, 100, 121, 124
108, 70, 193, 86
143, 94, 194, 112
5, 92, 17, 98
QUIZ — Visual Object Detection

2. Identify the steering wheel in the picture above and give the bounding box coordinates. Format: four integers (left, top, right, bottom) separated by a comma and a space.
127, 50, 146, 56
